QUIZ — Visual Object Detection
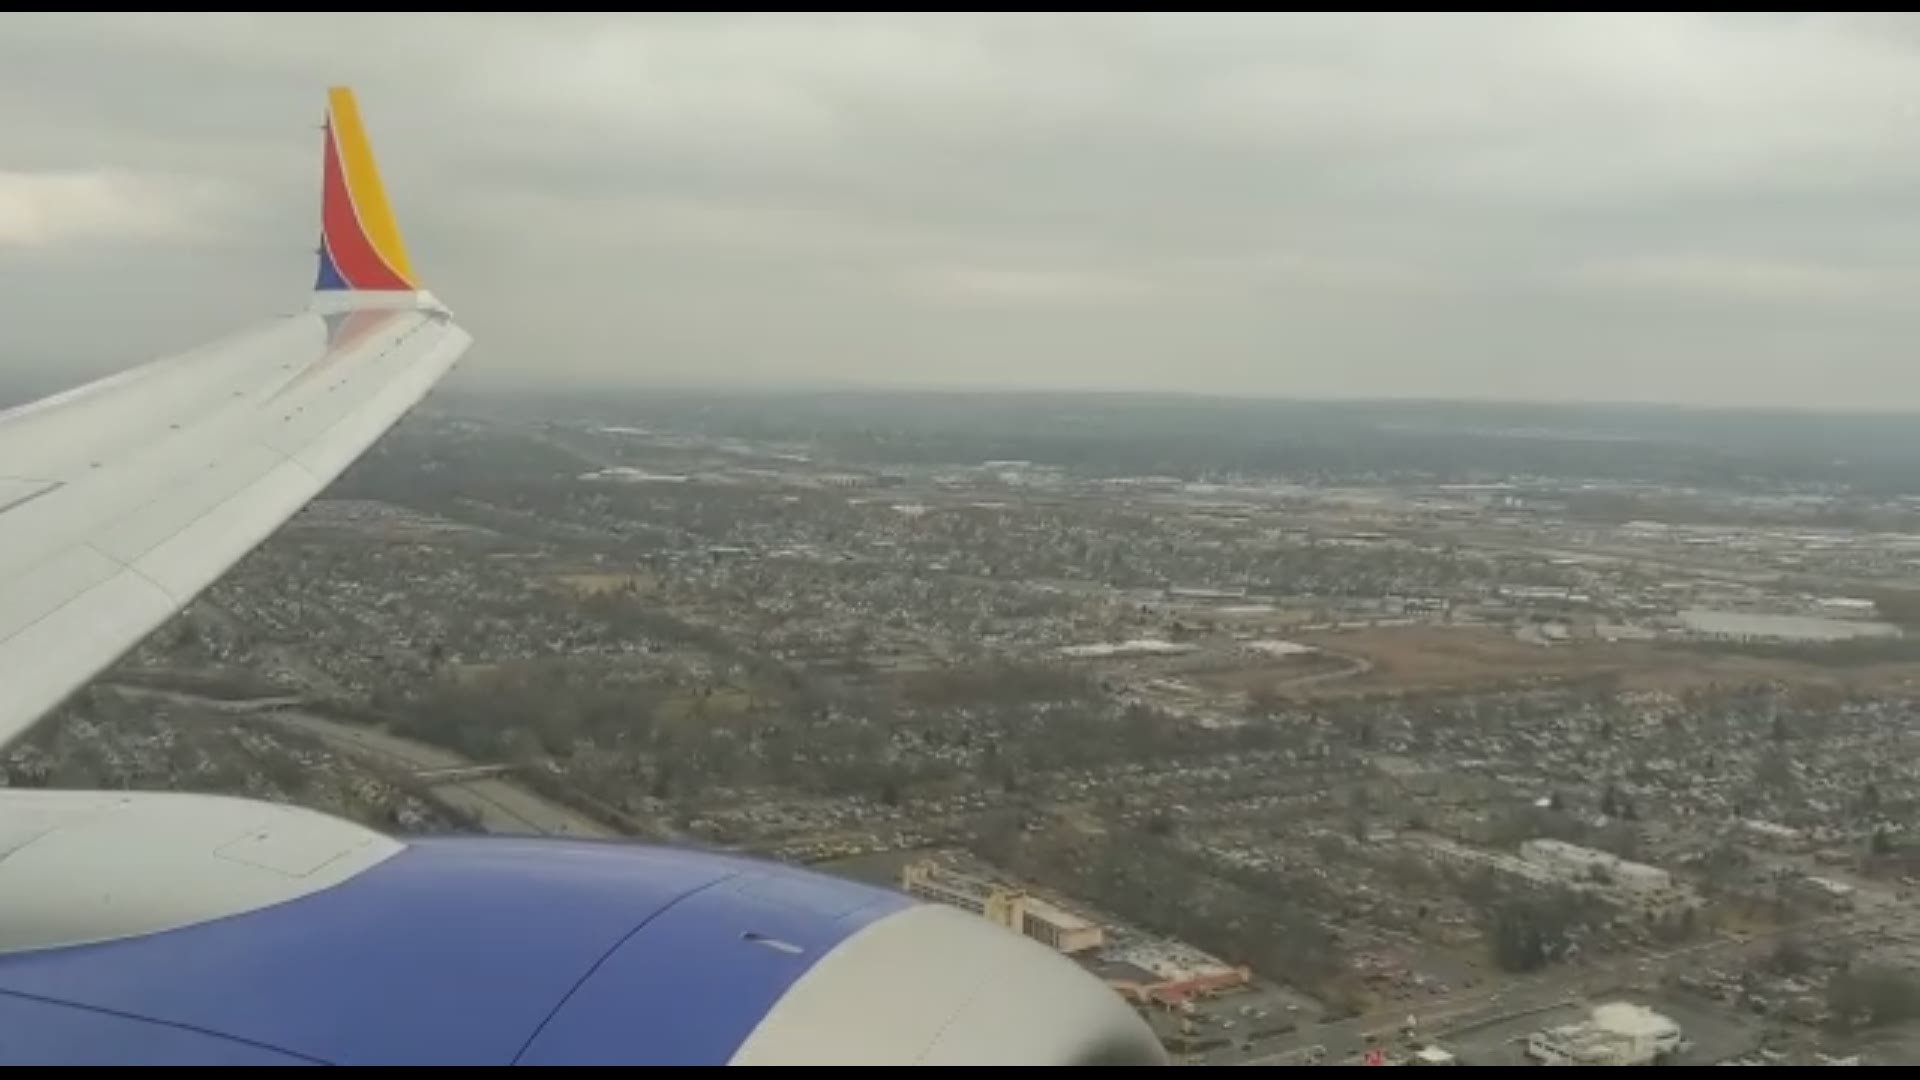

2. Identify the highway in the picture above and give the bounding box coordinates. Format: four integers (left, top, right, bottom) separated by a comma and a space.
109, 684, 616, 839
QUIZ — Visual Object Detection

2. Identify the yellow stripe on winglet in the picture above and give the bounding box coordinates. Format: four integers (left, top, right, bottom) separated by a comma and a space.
327, 86, 416, 288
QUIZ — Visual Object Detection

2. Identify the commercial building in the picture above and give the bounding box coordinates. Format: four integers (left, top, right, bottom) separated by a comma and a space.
1518, 838, 1701, 914
1519, 839, 1673, 894
1526, 1003, 1684, 1066
1413, 837, 1700, 918
1409, 1045, 1460, 1066
1527, 1023, 1633, 1066
900, 860, 1105, 955
1021, 899, 1105, 955
1107, 967, 1252, 1009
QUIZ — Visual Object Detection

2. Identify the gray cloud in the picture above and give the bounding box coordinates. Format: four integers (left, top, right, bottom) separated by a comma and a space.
5, 12, 1920, 408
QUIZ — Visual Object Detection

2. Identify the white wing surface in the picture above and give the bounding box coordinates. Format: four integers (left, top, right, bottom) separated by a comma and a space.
0, 87, 472, 750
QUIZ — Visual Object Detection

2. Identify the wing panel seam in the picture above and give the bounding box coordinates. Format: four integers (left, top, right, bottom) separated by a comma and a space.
0, 482, 61, 518
0, 554, 128, 651
84, 543, 180, 607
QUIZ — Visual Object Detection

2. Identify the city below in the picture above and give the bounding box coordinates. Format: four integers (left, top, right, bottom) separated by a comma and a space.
19, 388, 1920, 1066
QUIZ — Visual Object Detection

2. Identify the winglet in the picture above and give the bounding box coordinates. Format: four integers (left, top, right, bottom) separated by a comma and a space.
315, 86, 420, 293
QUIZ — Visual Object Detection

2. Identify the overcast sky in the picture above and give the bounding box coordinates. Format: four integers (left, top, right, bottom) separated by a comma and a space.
6, 13, 1920, 408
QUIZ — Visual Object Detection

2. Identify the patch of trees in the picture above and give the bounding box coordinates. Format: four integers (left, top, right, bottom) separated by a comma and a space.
1769, 936, 1816, 978
395, 661, 669, 761
387, 658, 979, 808
977, 820, 1347, 995
1866, 587, 1920, 633
102, 669, 285, 700
1483, 801, 1589, 848
1455, 869, 1604, 973
1598, 782, 1638, 822
572, 588, 740, 658
1486, 892, 1591, 973
900, 663, 1099, 708
1828, 965, 1920, 1031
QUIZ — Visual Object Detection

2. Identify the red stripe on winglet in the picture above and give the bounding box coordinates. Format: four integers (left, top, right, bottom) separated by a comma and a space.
321, 122, 411, 291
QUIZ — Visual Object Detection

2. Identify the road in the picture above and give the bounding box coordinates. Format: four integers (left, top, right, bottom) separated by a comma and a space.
110, 685, 615, 839
266, 708, 615, 837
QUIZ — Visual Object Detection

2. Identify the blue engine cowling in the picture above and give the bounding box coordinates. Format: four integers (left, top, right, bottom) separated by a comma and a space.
0, 830, 1167, 1066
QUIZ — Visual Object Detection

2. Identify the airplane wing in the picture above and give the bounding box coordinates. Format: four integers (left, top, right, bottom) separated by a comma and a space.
0, 87, 1168, 1067
0, 86, 472, 750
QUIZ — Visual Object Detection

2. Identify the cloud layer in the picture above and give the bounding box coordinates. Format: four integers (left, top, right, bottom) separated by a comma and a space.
5, 13, 1920, 408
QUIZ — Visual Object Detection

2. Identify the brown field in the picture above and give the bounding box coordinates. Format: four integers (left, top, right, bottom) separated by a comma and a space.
1290, 626, 1649, 695
1186, 650, 1358, 695
443, 662, 502, 685
551, 571, 659, 596
1281, 625, 1920, 699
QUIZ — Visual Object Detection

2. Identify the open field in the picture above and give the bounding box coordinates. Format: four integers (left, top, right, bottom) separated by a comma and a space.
1184, 649, 1360, 696
1285, 624, 1920, 699
550, 570, 660, 596
1291, 626, 1656, 695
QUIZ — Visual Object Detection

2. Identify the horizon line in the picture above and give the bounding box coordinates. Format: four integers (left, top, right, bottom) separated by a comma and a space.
434, 371, 1920, 421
